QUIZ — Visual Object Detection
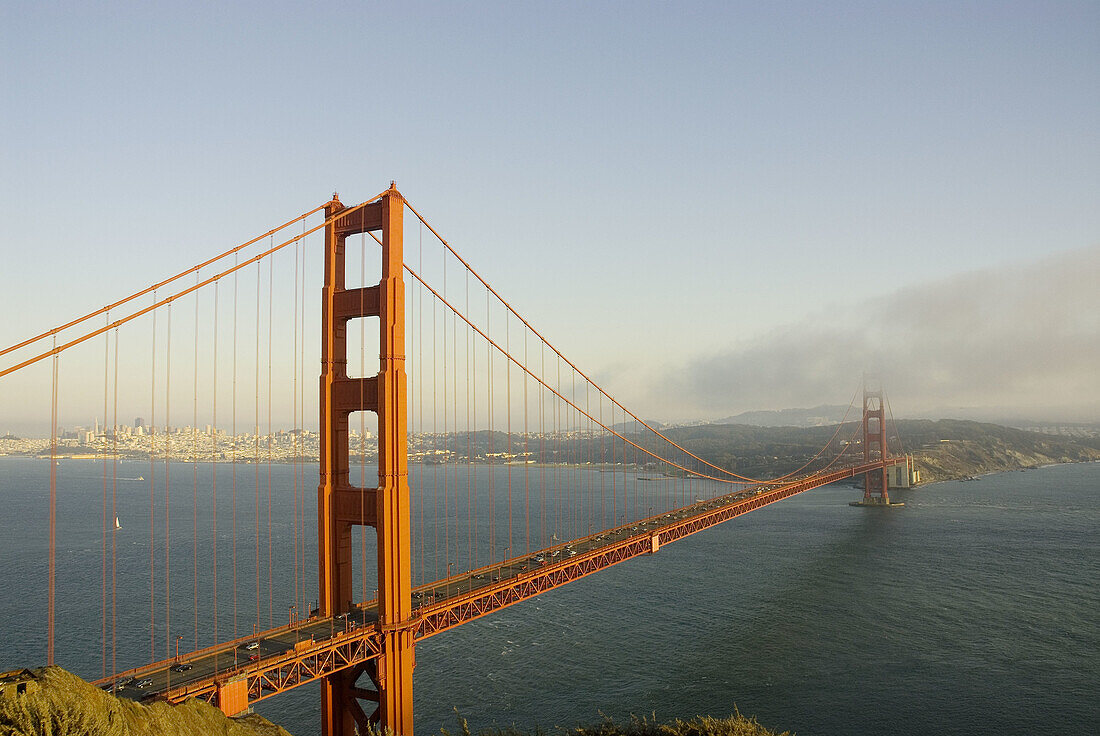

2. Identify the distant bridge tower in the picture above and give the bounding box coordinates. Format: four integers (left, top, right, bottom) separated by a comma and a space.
318, 186, 414, 736
852, 378, 903, 507
862, 382, 889, 504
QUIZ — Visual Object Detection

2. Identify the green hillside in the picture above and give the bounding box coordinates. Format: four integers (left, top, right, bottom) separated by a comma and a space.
0, 667, 289, 736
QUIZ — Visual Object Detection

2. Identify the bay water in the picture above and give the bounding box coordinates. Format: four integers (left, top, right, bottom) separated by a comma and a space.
0, 457, 1096, 735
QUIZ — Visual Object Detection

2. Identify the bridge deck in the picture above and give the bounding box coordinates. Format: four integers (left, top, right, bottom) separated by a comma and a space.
95, 458, 903, 711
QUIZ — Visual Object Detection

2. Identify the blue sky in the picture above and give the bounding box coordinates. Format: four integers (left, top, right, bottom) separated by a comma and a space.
1, 1, 1097, 425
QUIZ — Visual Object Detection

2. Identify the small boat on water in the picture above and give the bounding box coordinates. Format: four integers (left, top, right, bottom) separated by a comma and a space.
114, 517, 122, 530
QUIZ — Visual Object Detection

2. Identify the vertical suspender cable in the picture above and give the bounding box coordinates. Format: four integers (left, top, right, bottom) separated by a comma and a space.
453, 290, 459, 571
231, 258, 238, 641
523, 330, 529, 555
432, 283, 438, 584
466, 272, 473, 571
101, 317, 109, 678
267, 252, 274, 627
149, 294, 157, 662
551, 355, 557, 541
211, 283, 219, 650
111, 330, 119, 675
255, 262, 261, 630
556, 356, 561, 541
193, 275, 200, 649
634, 418, 639, 522
47, 337, 58, 666
572, 368, 577, 538
292, 239, 300, 614
165, 303, 172, 660
487, 288, 494, 563
453, 289, 459, 570
600, 393, 604, 531
506, 311, 512, 557
442, 256, 449, 577
612, 402, 618, 527
299, 223, 307, 615
452, 285, 459, 571
406, 232, 413, 593
586, 375, 592, 535
567, 368, 572, 538
418, 226, 425, 587
621, 406, 627, 523
539, 343, 545, 549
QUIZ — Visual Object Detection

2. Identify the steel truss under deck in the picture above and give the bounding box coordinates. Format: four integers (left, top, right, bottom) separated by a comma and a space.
114, 456, 903, 712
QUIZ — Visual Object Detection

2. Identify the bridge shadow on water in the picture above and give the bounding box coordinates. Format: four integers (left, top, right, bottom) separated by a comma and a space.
397, 482, 912, 735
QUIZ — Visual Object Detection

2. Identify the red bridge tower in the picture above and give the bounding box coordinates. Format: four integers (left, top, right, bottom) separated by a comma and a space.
852, 379, 904, 507
318, 186, 415, 735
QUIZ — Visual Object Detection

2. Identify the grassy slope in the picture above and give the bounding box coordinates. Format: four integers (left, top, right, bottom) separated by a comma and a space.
0, 667, 290, 736
0, 670, 792, 736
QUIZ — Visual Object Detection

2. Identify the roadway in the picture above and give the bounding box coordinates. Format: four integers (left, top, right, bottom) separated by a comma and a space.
101, 483, 762, 702
98, 458, 900, 708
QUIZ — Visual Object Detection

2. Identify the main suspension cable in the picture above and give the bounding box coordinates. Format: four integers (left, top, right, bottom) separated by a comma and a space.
392, 205, 852, 486
1, 190, 390, 379
0, 205, 326, 361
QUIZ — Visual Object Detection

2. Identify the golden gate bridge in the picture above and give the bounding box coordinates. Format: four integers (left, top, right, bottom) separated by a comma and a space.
0, 185, 908, 735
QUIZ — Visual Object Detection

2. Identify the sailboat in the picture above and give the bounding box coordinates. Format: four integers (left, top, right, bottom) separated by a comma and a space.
114, 517, 122, 530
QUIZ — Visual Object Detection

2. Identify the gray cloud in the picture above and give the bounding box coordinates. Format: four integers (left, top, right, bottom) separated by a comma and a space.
660, 246, 1100, 422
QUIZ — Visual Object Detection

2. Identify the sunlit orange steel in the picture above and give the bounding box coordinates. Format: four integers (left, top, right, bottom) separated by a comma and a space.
4, 189, 915, 736
0, 205, 325, 362
102, 456, 903, 714
0, 191, 391, 379
318, 186, 414, 736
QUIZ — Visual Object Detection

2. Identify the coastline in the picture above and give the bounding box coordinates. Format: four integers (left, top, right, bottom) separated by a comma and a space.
7, 452, 1100, 488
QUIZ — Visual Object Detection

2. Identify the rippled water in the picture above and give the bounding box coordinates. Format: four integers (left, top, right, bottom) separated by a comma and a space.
1, 459, 1097, 735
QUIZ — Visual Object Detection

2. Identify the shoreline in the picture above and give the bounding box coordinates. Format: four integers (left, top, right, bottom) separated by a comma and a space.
907, 457, 1100, 489
5, 453, 1099, 485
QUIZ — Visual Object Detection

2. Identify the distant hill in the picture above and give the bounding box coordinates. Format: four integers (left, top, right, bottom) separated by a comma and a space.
610, 418, 666, 432
713, 405, 850, 428
887, 418, 1100, 483
658, 419, 1100, 483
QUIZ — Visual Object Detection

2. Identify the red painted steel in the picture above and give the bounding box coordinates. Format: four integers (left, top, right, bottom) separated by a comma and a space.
318, 187, 414, 736
862, 382, 891, 503
121, 457, 902, 714
3, 191, 915, 735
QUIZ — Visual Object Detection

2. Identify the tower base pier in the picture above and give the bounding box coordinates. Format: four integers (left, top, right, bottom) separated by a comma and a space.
849, 499, 905, 507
